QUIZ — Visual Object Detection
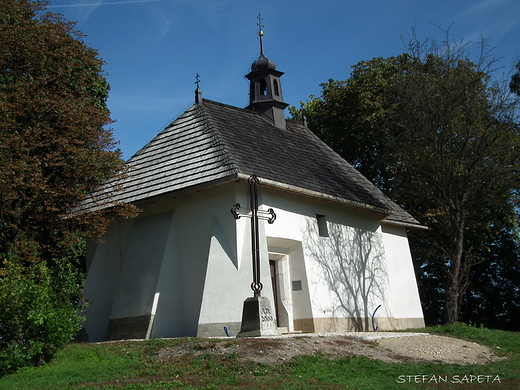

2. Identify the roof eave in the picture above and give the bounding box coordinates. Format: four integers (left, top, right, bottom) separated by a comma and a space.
128, 173, 241, 208
236, 173, 392, 219
381, 218, 429, 230
80, 172, 426, 230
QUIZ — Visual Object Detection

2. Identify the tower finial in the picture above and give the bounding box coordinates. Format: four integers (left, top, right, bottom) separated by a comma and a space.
195, 73, 202, 104
257, 14, 265, 57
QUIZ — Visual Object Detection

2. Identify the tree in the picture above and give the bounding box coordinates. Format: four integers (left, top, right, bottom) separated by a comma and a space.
0, 0, 133, 373
291, 55, 413, 193
511, 60, 520, 96
294, 33, 520, 326
461, 229, 520, 331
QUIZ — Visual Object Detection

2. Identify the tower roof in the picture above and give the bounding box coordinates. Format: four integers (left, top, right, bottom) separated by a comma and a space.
251, 53, 277, 72
246, 18, 288, 129
251, 30, 276, 71
251, 16, 276, 71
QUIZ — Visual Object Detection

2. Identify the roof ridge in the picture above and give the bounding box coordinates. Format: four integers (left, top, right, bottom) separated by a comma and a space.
128, 104, 198, 160
196, 102, 241, 175
201, 98, 260, 116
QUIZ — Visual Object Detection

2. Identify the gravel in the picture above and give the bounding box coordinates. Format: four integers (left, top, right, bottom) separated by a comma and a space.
157, 332, 506, 366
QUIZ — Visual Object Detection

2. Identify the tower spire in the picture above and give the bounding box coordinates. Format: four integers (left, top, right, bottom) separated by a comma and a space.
257, 14, 265, 57
246, 15, 288, 129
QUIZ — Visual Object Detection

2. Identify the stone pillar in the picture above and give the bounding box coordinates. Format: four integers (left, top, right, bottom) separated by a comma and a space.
236, 296, 280, 337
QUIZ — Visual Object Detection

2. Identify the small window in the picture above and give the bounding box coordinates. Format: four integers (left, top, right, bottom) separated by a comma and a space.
273, 79, 280, 96
316, 214, 329, 237
260, 79, 268, 95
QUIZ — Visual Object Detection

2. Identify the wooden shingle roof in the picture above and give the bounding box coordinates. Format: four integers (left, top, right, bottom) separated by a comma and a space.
82, 99, 420, 227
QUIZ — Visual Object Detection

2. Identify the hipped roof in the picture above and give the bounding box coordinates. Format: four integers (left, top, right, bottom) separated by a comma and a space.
82, 99, 420, 227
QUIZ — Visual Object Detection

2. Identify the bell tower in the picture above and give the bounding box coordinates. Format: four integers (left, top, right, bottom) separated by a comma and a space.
246, 15, 288, 129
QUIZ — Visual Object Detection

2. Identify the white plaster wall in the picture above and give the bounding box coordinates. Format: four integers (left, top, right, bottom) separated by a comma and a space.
262, 190, 385, 314
84, 180, 424, 340
261, 188, 423, 329
197, 217, 251, 328
301, 221, 388, 327
161, 184, 238, 335
85, 183, 240, 339
109, 210, 174, 319
145, 182, 260, 336
380, 224, 424, 320
83, 219, 134, 341
150, 211, 185, 337
198, 182, 277, 334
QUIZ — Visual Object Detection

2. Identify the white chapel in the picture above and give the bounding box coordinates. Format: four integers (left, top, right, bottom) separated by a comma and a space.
81, 27, 425, 341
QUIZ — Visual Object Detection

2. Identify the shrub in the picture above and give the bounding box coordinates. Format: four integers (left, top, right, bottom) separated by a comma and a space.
0, 255, 85, 376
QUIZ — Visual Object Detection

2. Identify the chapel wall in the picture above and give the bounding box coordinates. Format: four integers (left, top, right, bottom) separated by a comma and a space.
261, 188, 425, 332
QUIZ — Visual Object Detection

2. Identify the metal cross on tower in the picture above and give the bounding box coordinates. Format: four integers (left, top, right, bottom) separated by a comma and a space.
231, 174, 276, 297
256, 14, 265, 57
256, 14, 264, 33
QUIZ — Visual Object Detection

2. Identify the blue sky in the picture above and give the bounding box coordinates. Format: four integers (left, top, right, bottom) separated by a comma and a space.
45, 0, 520, 159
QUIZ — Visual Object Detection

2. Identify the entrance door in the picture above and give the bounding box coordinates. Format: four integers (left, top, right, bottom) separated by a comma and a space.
268, 253, 294, 332
269, 260, 280, 327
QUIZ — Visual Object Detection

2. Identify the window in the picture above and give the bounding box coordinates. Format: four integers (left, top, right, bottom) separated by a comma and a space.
260, 79, 268, 95
316, 214, 329, 237
273, 79, 280, 96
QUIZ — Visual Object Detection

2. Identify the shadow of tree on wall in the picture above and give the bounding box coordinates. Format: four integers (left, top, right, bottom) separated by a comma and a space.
304, 219, 388, 331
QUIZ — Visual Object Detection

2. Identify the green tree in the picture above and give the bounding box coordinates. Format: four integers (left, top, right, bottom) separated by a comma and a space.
0, 0, 133, 373
291, 54, 413, 193
294, 33, 520, 325
461, 230, 520, 331
511, 60, 520, 96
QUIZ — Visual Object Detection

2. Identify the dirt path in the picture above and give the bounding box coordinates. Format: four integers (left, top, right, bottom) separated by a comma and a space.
157, 332, 505, 366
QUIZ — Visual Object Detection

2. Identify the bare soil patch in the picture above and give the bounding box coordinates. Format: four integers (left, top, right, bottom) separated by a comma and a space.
156, 332, 505, 366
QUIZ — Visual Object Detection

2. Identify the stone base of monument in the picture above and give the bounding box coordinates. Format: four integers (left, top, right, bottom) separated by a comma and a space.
236, 296, 280, 337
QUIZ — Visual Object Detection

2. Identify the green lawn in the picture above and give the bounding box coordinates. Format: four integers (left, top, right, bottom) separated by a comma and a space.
1, 324, 518, 389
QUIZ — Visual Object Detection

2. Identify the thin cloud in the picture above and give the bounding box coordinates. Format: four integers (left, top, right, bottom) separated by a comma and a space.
47, 0, 174, 8
466, 0, 510, 14
459, 0, 520, 45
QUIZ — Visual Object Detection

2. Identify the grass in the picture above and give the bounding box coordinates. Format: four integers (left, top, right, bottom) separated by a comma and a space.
0, 324, 518, 389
